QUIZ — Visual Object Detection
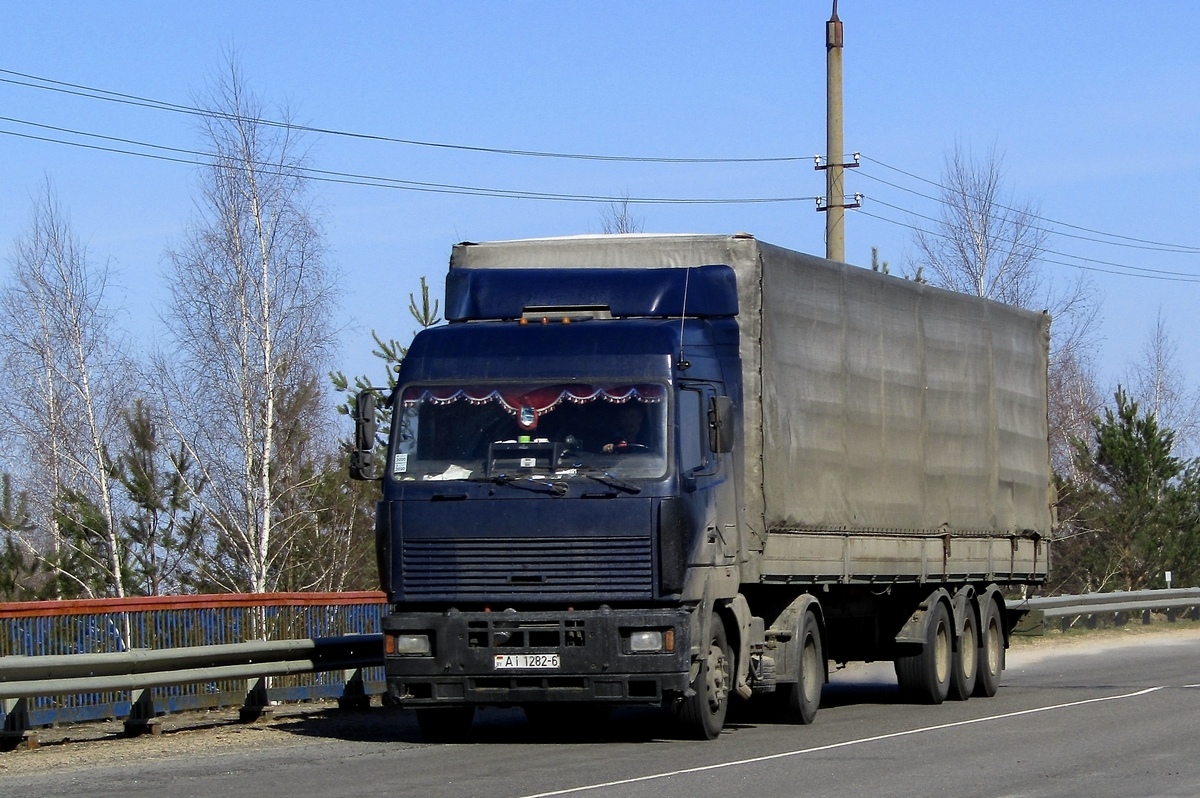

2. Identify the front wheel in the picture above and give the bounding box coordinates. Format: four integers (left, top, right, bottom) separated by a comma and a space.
781, 609, 823, 724
678, 613, 731, 740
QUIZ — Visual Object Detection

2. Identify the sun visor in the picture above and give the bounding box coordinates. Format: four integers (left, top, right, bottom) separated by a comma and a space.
444, 265, 738, 321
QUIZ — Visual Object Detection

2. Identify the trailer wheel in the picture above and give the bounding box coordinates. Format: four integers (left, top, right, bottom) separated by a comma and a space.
678, 613, 731, 740
974, 596, 1005, 697
782, 609, 823, 724
894, 601, 951, 704
416, 706, 475, 743
948, 601, 978, 701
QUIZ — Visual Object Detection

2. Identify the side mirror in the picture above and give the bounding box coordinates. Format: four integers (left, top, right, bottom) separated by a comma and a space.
708, 396, 735, 454
350, 390, 380, 480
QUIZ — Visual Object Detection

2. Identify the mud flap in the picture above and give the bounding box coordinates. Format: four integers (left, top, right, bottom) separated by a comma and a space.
728, 594, 758, 699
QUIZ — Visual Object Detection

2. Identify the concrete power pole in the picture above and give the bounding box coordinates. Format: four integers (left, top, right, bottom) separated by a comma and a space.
825, 3, 844, 261
824, 1, 845, 262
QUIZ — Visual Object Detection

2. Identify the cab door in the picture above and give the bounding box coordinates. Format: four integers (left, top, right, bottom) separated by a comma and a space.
677, 384, 740, 568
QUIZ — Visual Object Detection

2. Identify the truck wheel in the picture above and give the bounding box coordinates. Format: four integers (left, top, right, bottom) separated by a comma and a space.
973, 596, 1005, 697
678, 614, 731, 740
782, 609, 823, 724
894, 601, 951, 704
416, 706, 475, 743
948, 601, 978, 701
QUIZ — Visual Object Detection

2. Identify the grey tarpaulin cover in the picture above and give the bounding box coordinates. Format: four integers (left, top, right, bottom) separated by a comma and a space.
451, 234, 1054, 564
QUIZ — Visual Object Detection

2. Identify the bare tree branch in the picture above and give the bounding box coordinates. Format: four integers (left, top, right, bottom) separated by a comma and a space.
0, 179, 134, 599
599, 195, 644, 235
910, 144, 1102, 476
1125, 310, 1200, 458
160, 58, 339, 593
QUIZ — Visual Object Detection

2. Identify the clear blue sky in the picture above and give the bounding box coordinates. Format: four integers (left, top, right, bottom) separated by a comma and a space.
2, 2, 1197, 395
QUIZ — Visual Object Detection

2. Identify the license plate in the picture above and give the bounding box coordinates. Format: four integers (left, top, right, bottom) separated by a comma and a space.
493, 653, 560, 670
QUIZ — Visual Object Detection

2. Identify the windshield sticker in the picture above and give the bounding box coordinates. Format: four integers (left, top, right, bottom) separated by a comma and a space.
422, 464, 473, 481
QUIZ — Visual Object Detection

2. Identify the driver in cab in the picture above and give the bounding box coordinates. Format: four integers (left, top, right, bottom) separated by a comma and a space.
602, 403, 648, 453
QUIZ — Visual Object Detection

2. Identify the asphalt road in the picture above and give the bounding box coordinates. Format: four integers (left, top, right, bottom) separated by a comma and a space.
5, 630, 1199, 798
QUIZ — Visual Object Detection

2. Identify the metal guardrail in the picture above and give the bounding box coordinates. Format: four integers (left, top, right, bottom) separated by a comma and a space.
0, 592, 386, 749
1, 634, 383, 697
3, 588, 1198, 750
0, 634, 385, 749
1016, 588, 1200, 630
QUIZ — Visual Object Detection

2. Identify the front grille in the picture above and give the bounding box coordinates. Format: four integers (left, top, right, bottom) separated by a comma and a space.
400, 536, 653, 599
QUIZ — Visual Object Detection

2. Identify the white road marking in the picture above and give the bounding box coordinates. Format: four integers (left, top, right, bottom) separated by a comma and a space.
516, 687, 1165, 798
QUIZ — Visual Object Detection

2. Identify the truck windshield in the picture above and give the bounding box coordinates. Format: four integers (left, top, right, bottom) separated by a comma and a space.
391, 382, 667, 482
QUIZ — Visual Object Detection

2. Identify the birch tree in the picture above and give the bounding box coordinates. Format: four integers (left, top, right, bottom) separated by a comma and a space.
1124, 311, 1200, 459
0, 183, 133, 599
599, 195, 644, 234
913, 145, 1047, 307
911, 144, 1102, 476
160, 60, 338, 593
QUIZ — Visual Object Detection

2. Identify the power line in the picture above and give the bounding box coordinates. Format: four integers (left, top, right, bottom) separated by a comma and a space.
854, 169, 1200, 256
859, 154, 1200, 254
865, 195, 1200, 279
6, 111, 1194, 281
0, 68, 805, 165
864, 193, 1200, 279
6, 66, 1198, 263
856, 205, 1200, 284
0, 119, 816, 205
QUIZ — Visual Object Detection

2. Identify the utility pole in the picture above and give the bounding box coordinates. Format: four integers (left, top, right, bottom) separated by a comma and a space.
817, 1, 858, 262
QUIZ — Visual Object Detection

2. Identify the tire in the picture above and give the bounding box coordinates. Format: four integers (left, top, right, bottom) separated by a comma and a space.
416, 706, 475, 743
781, 609, 823, 724
894, 601, 952, 704
948, 600, 978, 701
678, 613, 732, 740
974, 595, 1005, 697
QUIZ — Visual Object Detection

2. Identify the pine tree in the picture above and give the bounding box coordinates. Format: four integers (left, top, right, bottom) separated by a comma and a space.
0, 474, 44, 600
116, 399, 204, 595
1060, 388, 1200, 591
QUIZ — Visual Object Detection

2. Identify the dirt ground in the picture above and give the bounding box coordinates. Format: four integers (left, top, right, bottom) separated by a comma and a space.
3, 619, 1198, 777
1006, 614, 1200, 659
0, 697, 418, 777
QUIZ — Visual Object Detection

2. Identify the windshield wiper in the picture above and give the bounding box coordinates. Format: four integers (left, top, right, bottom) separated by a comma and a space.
479, 473, 569, 496
583, 469, 641, 495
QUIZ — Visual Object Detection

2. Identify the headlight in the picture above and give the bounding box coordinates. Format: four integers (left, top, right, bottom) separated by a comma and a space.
629, 630, 664, 652
392, 633, 432, 656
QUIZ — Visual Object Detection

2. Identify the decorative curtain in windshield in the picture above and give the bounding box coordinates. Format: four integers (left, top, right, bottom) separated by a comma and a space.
401, 384, 664, 430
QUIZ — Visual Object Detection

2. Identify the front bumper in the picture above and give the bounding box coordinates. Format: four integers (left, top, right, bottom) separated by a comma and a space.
382, 606, 692, 706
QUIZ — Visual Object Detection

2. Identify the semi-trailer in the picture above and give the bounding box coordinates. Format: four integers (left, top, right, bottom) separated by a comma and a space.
350, 234, 1052, 740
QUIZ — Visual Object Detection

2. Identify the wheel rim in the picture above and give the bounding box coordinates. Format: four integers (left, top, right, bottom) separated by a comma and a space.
704, 639, 729, 713
985, 617, 1002, 676
801, 636, 821, 704
961, 618, 978, 678
934, 621, 951, 684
